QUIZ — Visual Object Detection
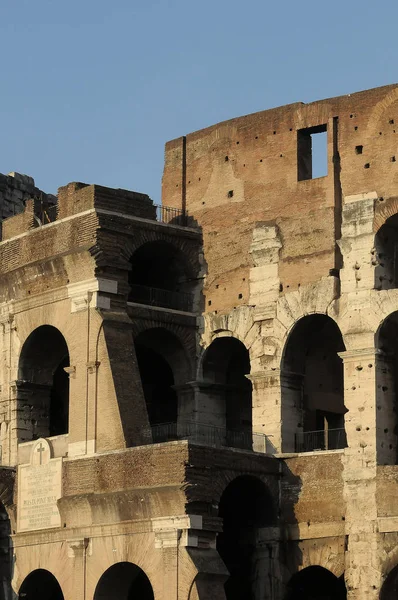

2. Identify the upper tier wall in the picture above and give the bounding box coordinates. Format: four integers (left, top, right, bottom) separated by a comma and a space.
162, 84, 398, 312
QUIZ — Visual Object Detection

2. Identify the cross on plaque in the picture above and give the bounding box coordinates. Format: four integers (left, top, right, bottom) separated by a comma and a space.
36, 442, 45, 465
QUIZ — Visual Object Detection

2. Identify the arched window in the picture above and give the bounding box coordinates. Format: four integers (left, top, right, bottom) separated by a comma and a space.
129, 241, 195, 311
134, 328, 190, 439
202, 337, 252, 449
284, 566, 346, 600
281, 315, 346, 453
217, 476, 276, 600
19, 569, 64, 600
375, 311, 398, 464
94, 562, 154, 600
374, 214, 398, 290
18, 325, 70, 441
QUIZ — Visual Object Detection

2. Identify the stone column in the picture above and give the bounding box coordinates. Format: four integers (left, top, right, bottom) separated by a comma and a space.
176, 382, 227, 445
340, 348, 380, 600
67, 538, 89, 600
249, 370, 283, 454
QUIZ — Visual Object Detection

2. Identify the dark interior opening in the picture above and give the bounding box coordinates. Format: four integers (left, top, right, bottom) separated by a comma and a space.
203, 337, 252, 443
18, 325, 70, 441
284, 566, 346, 600
19, 569, 64, 600
129, 241, 194, 311
374, 214, 398, 290
134, 328, 189, 429
135, 344, 177, 425
93, 562, 154, 600
217, 475, 276, 600
298, 124, 328, 181
375, 311, 398, 464
380, 564, 398, 600
281, 315, 346, 452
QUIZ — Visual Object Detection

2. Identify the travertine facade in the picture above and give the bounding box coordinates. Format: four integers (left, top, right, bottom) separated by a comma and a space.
0, 84, 398, 599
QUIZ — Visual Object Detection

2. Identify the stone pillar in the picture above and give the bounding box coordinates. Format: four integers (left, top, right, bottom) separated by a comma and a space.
153, 515, 225, 600
67, 538, 89, 600
280, 371, 303, 453
340, 348, 380, 600
176, 382, 227, 445
249, 370, 282, 454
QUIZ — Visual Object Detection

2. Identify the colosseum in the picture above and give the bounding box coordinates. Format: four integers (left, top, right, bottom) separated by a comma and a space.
0, 83, 397, 599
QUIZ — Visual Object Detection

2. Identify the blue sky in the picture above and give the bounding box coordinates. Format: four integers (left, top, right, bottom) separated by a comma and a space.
1, 0, 397, 201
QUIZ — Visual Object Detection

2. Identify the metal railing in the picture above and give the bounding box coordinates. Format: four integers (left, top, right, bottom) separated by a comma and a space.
129, 284, 193, 312
295, 428, 347, 453
155, 205, 189, 227
151, 421, 271, 454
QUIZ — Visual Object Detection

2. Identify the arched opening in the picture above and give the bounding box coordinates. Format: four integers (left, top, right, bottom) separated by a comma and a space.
19, 569, 64, 600
380, 563, 398, 599
374, 214, 398, 290
375, 312, 398, 464
281, 315, 346, 453
18, 325, 70, 442
134, 328, 190, 439
202, 337, 252, 449
284, 566, 346, 600
94, 562, 154, 600
0, 502, 11, 599
129, 241, 195, 311
217, 475, 277, 600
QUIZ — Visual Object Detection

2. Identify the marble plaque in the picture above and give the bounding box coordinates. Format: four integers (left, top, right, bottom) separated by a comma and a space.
17, 438, 62, 532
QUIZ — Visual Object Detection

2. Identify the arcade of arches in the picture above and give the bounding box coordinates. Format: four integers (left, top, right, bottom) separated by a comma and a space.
17, 325, 70, 442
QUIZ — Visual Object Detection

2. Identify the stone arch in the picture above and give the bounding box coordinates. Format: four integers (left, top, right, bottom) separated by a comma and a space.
284, 565, 346, 600
18, 568, 64, 600
17, 325, 70, 442
200, 336, 252, 447
93, 562, 154, 600
280, 313, 347, 453
217, 475, 277, 600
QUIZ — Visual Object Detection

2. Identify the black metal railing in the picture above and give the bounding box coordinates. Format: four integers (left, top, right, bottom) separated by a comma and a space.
129, 284, 193, 312
151, 421, 271, 453
155, 204, 189, 227
295, 428, 347, 453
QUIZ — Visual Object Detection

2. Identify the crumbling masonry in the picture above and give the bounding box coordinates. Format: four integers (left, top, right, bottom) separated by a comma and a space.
0, 84, 397, 599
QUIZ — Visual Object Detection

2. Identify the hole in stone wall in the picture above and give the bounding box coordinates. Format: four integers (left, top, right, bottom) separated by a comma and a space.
391, 156, 396, 162
390, 119, 395, 125
364, 163, 370, 169
225, 156, 229, 161
354, 126, 358, 131
238, 293, 243, 299
355, 145, 363, 155
227, 190, 234, 198
297, 124, 328, 180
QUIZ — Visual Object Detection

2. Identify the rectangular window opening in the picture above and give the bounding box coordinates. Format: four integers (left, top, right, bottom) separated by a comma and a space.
297, 124, 328, 181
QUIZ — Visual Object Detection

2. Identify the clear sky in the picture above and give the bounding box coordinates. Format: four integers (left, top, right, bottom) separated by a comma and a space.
1, 0, 397, 202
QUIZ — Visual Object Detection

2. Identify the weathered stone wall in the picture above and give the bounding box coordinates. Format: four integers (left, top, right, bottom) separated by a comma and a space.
163, 84, 398, 315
